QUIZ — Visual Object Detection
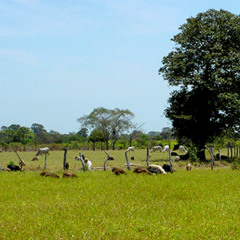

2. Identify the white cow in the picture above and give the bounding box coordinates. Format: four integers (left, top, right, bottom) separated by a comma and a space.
126, 146, 135, 152
186, 163, 192, 170
76, 155, 92, 171
147, 164, 167, 174
35, 147, 50, 156
151, 146, 162, 153
84, 159, 92, 171
163, 145, 170, 153
179, 145, 187, 153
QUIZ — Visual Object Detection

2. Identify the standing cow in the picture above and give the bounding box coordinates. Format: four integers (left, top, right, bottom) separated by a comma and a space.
151, 146, 162, 153
35, 147, 50, 156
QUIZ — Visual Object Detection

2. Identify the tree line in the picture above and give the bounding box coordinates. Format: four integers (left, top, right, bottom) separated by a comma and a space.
0, 108, 174, 151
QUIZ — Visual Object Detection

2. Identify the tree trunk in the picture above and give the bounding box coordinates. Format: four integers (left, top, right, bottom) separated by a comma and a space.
218, 148, 222, 161
197, 147, 206, 161
129, 136, 132, 147
205, 145, 215, 170
112, 141, 116, 150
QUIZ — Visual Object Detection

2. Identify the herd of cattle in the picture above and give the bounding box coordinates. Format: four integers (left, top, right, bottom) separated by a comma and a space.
0, 144, 194, 178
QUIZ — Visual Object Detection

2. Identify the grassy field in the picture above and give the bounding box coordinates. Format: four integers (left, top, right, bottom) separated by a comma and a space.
0, 150, 239, 239
0, 148, 226, 172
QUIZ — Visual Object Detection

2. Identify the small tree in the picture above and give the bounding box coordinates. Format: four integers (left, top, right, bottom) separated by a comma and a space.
88, 130, 105, 151
78, 107, 134, 150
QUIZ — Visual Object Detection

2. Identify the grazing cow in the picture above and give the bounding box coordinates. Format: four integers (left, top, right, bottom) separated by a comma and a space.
173, 144, 180, 151
171, 152, 179, 156
112, 167, 127, 175
162, 164, 173, 173
163, 145, 170, 153
7, 164, 22, 171
35, 147, 50, 156
179, 153, 190, 160
147, 164, 167, 174
63, 172, 78, 178
186, 163, 192, 171
174, 156, 181, 162
179, 145, 187, 153
126, 146, 135, 152
32, 156, 39, 161
151, 146, 162, 153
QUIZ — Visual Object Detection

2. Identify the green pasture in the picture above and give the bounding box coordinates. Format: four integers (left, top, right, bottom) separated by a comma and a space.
0, 149, 181, 172
0, 148, 229, 172
0, 150, 239, 239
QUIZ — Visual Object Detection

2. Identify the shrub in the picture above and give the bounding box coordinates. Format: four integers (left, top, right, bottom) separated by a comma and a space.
231, 160, 240, 170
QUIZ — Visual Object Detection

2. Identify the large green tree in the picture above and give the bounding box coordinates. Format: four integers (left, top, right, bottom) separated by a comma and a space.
31, 123, 48, 144
78, 107, 134, 150
159, 9, 240, 159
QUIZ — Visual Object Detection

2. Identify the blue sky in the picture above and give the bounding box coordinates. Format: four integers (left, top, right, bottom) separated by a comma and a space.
0, 0, 239, 134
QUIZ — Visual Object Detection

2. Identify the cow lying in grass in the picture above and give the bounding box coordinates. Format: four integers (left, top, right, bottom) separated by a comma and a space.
215, 153, 228, 160
186, 163, 192, 170
7, 164, 22, 171
40, 171, 60, 178
63, 172, 78, 178
112, 167, 127, 175
7, 160, 25, 172
147, 165, 166, 174
133, 167, 153, 175
162, 164, 173, 173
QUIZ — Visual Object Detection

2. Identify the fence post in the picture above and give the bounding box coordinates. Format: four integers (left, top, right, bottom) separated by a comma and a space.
63, 148, 68, 170
44, 154, 47, 169
146, 147, 150, 167
125, 152, 130, 170
79, 152, 86, 171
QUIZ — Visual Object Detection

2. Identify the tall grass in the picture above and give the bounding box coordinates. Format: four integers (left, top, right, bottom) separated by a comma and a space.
0, 150, 239, 239
0, 168, 240, 239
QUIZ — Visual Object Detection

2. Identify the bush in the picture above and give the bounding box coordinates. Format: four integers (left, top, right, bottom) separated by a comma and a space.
231, 160, 240, 170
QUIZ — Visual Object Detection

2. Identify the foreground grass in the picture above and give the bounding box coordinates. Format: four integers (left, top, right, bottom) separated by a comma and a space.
0, 168, 240, 239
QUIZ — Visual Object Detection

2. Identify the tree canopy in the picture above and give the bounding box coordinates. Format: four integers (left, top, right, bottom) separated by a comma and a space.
159, 9, 240, 158
77, 107, 134, 150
